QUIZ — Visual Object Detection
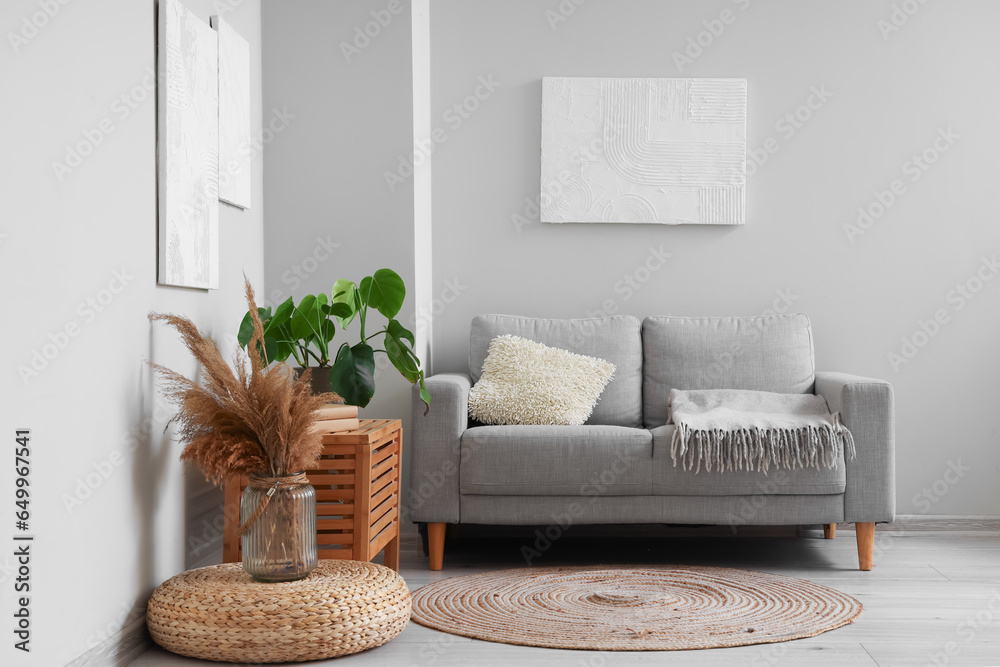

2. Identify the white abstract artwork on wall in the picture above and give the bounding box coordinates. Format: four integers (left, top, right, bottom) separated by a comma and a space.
158, 0, 219, 289
540, 77, 747, 225
211, 14, 251, 209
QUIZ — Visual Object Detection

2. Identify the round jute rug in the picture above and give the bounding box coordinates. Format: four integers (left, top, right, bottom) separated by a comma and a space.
410, 565, 862, 651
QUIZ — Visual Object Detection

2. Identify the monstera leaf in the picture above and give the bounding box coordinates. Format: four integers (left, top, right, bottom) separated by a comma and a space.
331, 279, 360, 328
359, 269, 406, 320
330, 342, 376, 407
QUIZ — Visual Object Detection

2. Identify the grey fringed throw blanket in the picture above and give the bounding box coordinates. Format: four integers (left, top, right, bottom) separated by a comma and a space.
667, 389, 856, 473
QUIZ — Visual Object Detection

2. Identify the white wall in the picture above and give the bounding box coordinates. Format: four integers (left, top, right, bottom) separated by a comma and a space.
261, 0, 418, 496
427, 0, 1000, 515
0, 0, 264, 663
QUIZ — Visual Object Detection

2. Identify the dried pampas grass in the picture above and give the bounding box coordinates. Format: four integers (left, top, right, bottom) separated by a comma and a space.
149, 279, 336, 483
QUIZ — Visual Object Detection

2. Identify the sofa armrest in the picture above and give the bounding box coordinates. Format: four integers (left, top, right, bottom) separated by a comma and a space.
408, 373, 471, 524
815, 371, 895, 523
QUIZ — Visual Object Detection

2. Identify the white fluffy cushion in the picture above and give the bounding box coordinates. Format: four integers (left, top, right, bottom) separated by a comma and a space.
468, 335, 616, 426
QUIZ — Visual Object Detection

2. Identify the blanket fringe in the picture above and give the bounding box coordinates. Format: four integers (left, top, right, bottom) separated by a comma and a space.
670, 416, 856, 474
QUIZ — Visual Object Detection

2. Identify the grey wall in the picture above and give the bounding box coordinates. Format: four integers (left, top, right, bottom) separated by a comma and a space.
0, 0, 264, 663
261, 0, 417, 481
428, 0, 1000, 515
261, 1, 999, 516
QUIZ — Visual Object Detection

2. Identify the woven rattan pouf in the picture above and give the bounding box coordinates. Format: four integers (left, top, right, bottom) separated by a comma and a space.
147, 560, 410, 663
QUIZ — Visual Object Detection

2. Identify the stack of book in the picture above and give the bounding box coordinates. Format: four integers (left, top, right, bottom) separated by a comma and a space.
311, 403, 360, 433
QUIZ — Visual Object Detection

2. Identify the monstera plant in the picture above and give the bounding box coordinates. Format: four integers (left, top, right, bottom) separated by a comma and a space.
238, 293, 349, 369
238, 269, 429, 411
329, 269, 429, 411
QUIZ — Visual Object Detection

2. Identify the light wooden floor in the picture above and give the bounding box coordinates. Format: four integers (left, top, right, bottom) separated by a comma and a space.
134, 517, 1000, 667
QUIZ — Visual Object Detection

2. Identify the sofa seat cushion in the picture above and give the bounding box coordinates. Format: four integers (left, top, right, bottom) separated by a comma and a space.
470, 315, 643, 428
643, 315, 816, 428
650, 425, 846, 495
460, 425, 652, 496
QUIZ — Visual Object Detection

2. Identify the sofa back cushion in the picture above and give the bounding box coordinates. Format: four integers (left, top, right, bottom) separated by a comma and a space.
642, 315, 816, 428
470, 314, 643, 428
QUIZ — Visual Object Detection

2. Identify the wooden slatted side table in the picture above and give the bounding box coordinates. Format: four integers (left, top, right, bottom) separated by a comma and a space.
223, 419, 403, 572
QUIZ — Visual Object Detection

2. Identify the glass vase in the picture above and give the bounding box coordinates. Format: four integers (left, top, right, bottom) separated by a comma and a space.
240, 473, 318, 582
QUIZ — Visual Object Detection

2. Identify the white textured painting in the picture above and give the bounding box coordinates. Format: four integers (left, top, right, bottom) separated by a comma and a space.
541, 77, 747, 225
211, 15, 251, 209
158, 0, 219, 289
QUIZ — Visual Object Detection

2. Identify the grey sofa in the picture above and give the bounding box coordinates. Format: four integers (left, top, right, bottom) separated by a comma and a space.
409, 314, 894, 571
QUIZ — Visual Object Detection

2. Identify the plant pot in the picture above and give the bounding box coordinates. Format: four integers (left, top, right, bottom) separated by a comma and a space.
240, 473, 318, 582
295, 366, 343, 399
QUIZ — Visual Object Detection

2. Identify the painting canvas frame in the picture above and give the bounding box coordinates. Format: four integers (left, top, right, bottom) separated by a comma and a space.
157, 0, 220, 289
211, 14, 252, 210
541, 77, 747, 226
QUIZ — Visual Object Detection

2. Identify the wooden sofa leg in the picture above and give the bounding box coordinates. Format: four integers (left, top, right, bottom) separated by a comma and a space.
823, 523, 836, 539
856, 522, 875, 571
428, 523, 446, 571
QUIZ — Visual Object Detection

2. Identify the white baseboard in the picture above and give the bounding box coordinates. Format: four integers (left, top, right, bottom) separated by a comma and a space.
836, 515, 1000, 531
65, 615, 150, 667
